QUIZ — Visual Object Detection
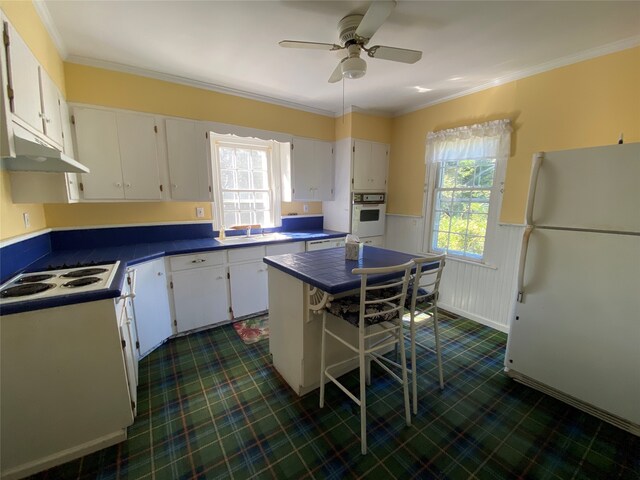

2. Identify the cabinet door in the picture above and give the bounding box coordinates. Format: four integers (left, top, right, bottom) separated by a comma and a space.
117, 112, 162, 200
75, 108, 124, 199
291, 137, 316, 200
369, 142, 388, 190
173, 266, 229, 333
352, 140, 372, 190
59, 99, 75, 158
229, 261, 268, 318
314, 140, 334, 200
130, 260, 173, 357
39, 69, 63, 147
166, 118, 211, 201
7, 23, 43, 133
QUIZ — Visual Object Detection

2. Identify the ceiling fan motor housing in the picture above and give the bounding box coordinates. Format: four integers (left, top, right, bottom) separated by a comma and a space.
338, 14, 366, 45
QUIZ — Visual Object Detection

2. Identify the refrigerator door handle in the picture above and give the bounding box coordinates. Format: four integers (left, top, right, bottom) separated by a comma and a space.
517, 225, 534, 303
525, 153, 545, 226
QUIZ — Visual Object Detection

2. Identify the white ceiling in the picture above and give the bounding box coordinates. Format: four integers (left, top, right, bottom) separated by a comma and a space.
38, 1, 640, 117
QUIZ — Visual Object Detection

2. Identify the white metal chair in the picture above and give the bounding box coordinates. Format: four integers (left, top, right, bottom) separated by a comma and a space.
319, 261, 413, 455
406, 254, 447, 414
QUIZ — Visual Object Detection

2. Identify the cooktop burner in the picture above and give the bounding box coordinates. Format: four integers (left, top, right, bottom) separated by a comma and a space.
15, 274, 56, 284
61, 268, 109, 278
1, 283, 56, 298
62, 277, 102, 288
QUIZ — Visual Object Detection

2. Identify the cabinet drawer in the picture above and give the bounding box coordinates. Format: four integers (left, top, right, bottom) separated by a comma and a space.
169, 251, 225, 271
227, 246, 266, 263
266, 242, 305, 256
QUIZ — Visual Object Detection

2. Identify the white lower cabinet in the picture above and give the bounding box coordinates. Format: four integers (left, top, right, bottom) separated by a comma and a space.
229, 261, 268, 318
361, 236, 385, 247
129, 259, 172, 357
172, 266, 230, 333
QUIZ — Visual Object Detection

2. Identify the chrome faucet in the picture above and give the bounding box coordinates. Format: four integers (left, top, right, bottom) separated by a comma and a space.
246, 227, 251, 238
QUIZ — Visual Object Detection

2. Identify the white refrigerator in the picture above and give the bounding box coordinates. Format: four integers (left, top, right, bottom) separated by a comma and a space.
505, 143, 640, 436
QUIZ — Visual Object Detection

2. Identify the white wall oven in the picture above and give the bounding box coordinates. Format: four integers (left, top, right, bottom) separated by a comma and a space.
351, 192, 386, 238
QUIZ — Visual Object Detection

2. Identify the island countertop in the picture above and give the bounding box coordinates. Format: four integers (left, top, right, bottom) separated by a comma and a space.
263, 246, 430, 294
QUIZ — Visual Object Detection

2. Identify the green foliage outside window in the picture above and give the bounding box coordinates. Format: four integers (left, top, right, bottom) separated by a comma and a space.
432, 158, 496, 259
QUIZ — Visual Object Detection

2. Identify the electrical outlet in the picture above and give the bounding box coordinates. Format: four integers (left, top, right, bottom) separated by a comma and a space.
195, 207, 204, 218
23, 212, 30, 228
303, 204, 309, 213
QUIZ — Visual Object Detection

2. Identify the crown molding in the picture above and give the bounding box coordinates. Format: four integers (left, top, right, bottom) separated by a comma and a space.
394, 35, 640, 117
32, 1, 68, 59
65, 56, 337, 118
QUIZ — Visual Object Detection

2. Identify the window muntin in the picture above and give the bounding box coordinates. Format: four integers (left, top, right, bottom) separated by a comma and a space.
431, 157, 497, 259
214, 141, 275, 228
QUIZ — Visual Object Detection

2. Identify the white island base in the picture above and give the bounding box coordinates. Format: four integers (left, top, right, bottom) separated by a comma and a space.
268, 268, 389, 396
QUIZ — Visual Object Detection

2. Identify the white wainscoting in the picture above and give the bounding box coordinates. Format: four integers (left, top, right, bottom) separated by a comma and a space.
385, 214, 524, 332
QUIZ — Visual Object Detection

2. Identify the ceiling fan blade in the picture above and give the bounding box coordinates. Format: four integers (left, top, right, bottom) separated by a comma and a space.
279, 40, 343, 51
355, 0, 396, 40
367, 45, 422, 64
328, 61, 344, 83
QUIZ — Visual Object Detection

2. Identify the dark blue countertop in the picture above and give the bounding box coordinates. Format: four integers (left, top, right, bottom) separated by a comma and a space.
263, 246, 432, 294
1, 230, 345, 316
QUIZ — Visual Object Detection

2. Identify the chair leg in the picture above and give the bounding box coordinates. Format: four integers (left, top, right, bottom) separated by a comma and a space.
319, 311, 327, 408
359, 326, 367, 455
410, 311, 418, 415
397, 316, 412, 427
433, 306, 444, 390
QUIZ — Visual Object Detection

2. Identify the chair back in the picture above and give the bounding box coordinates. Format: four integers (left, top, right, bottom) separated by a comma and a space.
352, 261, 414, 328
410, 254, 446, 311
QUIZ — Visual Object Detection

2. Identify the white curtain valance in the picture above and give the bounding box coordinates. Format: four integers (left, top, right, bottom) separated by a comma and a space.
425, 119, 512, 164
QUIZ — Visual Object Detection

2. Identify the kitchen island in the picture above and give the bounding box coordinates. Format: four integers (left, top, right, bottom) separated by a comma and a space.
263, 246, 427, 396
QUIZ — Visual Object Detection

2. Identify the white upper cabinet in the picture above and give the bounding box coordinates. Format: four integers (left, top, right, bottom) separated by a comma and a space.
39, 69, 63, 147
165, 118, 212, 201
291, 137, 334, 201
116, 113, 162, 200
74, 107, 162, 200
352, 139, 389, 191
3, 20, 65, 150
5, 22, 42, 135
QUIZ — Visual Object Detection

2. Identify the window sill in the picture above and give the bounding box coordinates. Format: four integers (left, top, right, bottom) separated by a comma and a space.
442, 255, 498, 270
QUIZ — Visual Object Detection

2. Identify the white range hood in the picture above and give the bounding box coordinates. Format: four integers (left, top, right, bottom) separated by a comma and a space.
1, 131, 89, 173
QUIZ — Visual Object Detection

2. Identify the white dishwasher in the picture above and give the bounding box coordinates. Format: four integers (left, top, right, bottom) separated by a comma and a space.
306, 238, 345, 251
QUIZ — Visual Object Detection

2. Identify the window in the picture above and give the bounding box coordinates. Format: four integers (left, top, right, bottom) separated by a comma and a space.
211, 135, 282, 229
424, 120, 511, 262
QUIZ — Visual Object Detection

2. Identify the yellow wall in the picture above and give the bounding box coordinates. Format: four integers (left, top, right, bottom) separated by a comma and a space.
0, 2, 63, 240
388, 47, 640, 223
335, 112, 392, 143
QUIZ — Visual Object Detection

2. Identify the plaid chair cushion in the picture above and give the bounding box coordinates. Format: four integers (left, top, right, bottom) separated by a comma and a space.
327, 295, 399, 327
375, 284, 436, 310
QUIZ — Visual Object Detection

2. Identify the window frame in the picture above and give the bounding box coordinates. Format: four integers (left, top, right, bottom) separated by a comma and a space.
423, 147, 506, 266
210, 134, 282, 230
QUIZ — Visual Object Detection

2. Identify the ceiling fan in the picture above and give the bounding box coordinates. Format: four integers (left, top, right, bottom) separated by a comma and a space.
279, 0, 422, 83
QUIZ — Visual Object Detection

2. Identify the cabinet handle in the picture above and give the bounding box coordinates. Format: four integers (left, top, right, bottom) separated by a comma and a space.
172, 183, 178, 189
157, 272, 163, 276
216, 276, 224, 280
45, 117, 51, 124
191, 259, 206, 263
125, 183, 131, 188
115, 182, 122, 188
38, 112, 44, 118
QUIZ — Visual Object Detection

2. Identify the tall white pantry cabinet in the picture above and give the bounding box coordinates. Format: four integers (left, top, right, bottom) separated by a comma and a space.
322, 138, 389, 233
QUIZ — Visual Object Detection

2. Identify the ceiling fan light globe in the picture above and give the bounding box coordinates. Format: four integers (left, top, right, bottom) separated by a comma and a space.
341, 57, 367, 79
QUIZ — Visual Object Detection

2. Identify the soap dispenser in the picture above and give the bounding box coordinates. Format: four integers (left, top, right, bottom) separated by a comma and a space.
219, 226, 226, 240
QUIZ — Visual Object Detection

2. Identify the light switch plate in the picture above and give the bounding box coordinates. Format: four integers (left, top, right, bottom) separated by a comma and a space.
23, 212, 30, 228
303, 204, 309, 213
195, 207, 204, 218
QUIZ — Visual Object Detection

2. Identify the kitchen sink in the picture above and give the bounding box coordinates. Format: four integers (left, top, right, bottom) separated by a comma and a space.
215, 232, 289, 245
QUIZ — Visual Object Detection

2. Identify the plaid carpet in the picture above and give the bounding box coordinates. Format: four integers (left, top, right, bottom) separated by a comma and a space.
31, 311, 639, 479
